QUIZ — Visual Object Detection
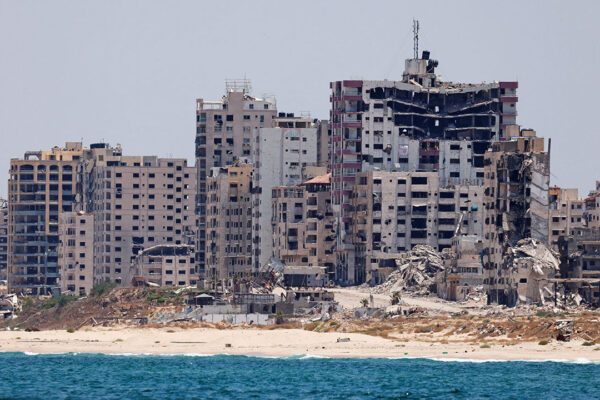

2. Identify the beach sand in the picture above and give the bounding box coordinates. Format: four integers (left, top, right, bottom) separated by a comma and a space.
0, 327, 598, 361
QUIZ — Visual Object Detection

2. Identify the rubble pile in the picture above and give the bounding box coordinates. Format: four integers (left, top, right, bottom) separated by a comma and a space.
508, 238, 560, 276
507, 238, 561, 305
372, 245, 444, 295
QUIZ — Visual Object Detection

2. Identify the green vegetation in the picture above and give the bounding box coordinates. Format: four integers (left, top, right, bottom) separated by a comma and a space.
583, 341, 596, 346
66, 328, 75, 333
360, 298, 369, 308
41, 295, 78, 309
90, 281, 117, 297
538, 340, 550, 346
480, 344, 491, 349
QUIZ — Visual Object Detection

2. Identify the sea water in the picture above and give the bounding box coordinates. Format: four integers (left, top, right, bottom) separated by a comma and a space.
1, 352, 599, 399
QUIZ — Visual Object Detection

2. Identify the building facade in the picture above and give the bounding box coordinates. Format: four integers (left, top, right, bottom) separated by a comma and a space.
205, 162, 253, 279
350, 171, 483, 284
252, 115, 318, 270
58, 211, 94, 295
271, 173, 336, 281
330, 51, 518, 283
0, 199, 8, 280
195, 81, 277, 275
85, 151, 196, 286
548, 187, 585, 249
8, 143, 83, 295
482, 132, 550, 305
131, 244, 196, 287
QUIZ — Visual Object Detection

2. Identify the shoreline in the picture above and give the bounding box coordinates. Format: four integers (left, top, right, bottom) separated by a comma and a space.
1, 327, 599, 362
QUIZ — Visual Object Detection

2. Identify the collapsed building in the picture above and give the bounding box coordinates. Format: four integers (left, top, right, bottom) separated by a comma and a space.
350, 171, 482, 284
437, 235, 484, 301
330, 48, 518, 284
482, 131, 551, 305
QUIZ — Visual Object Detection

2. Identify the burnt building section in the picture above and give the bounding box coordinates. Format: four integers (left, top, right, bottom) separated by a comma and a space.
330, 50, 517, 284
482, 131, 551, 305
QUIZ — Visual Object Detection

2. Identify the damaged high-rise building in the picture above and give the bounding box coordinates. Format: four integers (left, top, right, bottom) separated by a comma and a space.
482, 131, 551, 305
330, 49, 518, 283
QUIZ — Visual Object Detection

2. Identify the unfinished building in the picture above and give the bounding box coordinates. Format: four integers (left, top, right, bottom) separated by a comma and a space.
205, 162, 253, 279
330, 50, 518, 284
131, 244, 196, 287
350, 171, 483, 284
271, 172, 336, 281
482, 131, 551, 305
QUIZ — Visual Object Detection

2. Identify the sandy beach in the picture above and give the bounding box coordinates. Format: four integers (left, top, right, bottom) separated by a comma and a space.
0, 327, 598, 362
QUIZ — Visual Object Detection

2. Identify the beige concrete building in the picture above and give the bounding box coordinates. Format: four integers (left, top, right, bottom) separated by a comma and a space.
271, 173, 336, 280
8, 142, 83, 295
195, 80, 277, 275
252, 115, 318, 271
349, 171, 483, 284
131, 244, 196, 287
584, 182, 600, 230
548, 187, 585, 249
205, 162, 253, 279
0, 199, 7, 280
83, 145, 196, 286
58, 211, 94, 295
482, 131, 550, 305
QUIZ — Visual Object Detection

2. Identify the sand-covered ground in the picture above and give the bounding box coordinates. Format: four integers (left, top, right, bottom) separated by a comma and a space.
0, 327, 599, 361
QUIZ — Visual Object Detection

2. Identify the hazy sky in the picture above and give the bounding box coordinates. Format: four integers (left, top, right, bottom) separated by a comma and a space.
1, 0, 598, 197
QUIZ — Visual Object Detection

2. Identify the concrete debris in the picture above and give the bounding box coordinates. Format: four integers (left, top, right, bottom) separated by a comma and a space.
371, 245, 444, 295
509, 238, 560, 276
507, 238, 560, 305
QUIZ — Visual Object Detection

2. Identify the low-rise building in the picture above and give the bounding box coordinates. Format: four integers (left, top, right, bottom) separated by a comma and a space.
206, 162, 253, 279
58, 211, 94, 295
131, 244, 196, 287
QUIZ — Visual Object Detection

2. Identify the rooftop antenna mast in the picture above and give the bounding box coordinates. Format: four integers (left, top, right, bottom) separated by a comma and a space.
413, 19, 419, 59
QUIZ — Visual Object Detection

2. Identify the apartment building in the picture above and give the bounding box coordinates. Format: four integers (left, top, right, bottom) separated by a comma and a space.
349, 171, 483, 284
316, 120, 331, 168
548, 187, 585, 249
271, 173, 336, 281
205, 162, 253, 279
195, 80, 277, 275
482, 131, 550, 305
330, 51, 518, 283
251, 114, 318, 270
83, 145, 196, 286
0, 200, 8, 280
58, 211, 94, 295
8, 142, 83, 295
131, 244, 196, 287
584, 182, 600, 229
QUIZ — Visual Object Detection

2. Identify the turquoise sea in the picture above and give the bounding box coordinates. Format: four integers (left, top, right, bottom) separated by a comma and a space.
0, 352, 599, 399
